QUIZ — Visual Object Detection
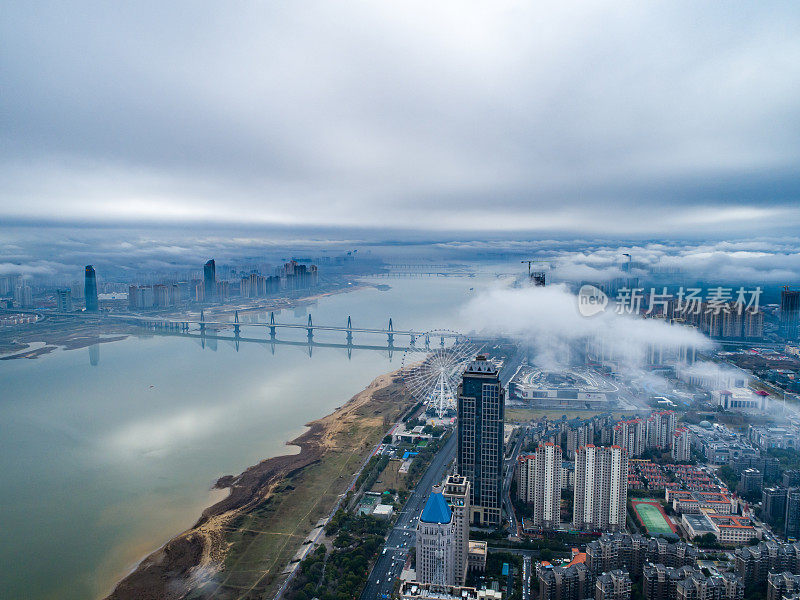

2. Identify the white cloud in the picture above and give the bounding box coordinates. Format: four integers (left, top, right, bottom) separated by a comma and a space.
461, 282, 712, 371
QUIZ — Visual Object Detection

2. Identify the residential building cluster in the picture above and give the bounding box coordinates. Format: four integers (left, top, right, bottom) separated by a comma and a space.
735, 540, 800, 586
643, 563, 742, 600
627, 461, 719, 492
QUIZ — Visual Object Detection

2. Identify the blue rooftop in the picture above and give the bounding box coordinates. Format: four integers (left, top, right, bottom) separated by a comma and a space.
420, 490, 452, 524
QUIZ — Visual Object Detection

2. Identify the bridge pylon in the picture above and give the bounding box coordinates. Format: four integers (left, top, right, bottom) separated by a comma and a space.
307, 314, 314, 340
269, 312, 276, 338
234, 310, 240, 335
200, 310, 206, 333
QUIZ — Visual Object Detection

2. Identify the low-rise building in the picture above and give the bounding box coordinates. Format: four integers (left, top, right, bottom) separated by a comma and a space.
749, 425, 800, 450
372, 504, 394, 519
666, 490, 736, 514
712, 388, 767, 412
682, 513, 718, 540
705, 513, 758, 545
400, 582, 502, 600
467, 541, 487, 572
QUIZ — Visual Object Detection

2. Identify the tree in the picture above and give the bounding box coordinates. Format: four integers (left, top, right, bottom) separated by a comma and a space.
693, 532, 719, 548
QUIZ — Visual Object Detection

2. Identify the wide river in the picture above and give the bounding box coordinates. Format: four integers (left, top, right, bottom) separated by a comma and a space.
0, 275, 504, 600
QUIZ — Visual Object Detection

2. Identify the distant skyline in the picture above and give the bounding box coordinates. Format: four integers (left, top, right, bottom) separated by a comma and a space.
2, 224, 800, 288
2, 2, 800, 235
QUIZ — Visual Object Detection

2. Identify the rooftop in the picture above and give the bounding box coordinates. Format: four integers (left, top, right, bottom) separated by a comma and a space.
465, 355, 498, 375
420, 489, 452, 524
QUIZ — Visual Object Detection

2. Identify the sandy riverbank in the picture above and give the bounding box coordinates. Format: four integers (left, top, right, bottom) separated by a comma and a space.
105, 369, 411, 600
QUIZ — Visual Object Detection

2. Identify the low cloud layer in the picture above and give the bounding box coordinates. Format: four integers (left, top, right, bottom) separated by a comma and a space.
461, 282, 712, 372
2, 228, 800, 291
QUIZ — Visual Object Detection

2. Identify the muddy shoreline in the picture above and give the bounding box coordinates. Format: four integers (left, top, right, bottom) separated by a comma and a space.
105, 371, 404, 600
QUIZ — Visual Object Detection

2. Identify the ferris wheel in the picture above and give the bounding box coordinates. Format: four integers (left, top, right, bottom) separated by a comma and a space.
400, 330, 478, 417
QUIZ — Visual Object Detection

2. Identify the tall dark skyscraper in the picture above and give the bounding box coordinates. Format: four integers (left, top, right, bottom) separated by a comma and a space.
203, 259, 216, 302
84, 265, 98, 312
780, 287, 800, 341
786, 488, 800, 540
457, 355, 504, 526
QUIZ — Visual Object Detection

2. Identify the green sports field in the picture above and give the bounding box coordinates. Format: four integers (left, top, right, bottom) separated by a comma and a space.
631, 499, 676, 535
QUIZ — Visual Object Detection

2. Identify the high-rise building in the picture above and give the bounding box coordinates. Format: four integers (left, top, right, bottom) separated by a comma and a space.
56, 289, 73, 312
442, 475, 470, 585
595, 569, 631, 600
203, 259, 216, 302
781, 288, 800, 341
586, 534, 698, 579
786, 488, 800, 540
643, 563, 701, 600
13, 281, 33, 308
516, 443, 562, 530
671, 427, 691, 462
84, 265, 98, 311
416, 485, 456, 585
567, 421, 594, 456
735, 540, 800, 586
743, 310, 764, 340
675, 571, 742, 600
574, 445, 628, 532
785, 471, 800, 488
613, 419, 645, 458
763, 488, 788, 528
537, 561, 593, 600
457, 355, 505, 526
740, 469, 763, 496
646, 411, 677, 450
768, 571, 800, 600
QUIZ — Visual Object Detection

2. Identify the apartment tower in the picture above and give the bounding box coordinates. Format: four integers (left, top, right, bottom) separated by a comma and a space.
574, 445, 629, 532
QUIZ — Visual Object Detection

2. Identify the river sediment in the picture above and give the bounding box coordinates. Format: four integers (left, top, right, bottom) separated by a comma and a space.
105, 369, 411, 600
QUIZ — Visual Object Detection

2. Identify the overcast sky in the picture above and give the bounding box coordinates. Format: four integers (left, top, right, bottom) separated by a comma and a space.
2, 1, 799, 235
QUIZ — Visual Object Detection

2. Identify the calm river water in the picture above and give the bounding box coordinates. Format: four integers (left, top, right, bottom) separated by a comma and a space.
0, 276, 501, 600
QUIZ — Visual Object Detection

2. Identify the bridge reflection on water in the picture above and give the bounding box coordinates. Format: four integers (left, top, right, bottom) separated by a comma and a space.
126, 310, 468, 359
169, 330, 415, 359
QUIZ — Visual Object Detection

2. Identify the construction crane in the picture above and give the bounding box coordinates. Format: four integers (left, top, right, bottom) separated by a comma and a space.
521, 260, 550, 287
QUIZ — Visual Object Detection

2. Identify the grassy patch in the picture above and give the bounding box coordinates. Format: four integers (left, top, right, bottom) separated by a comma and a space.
369, 458, 405, 493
